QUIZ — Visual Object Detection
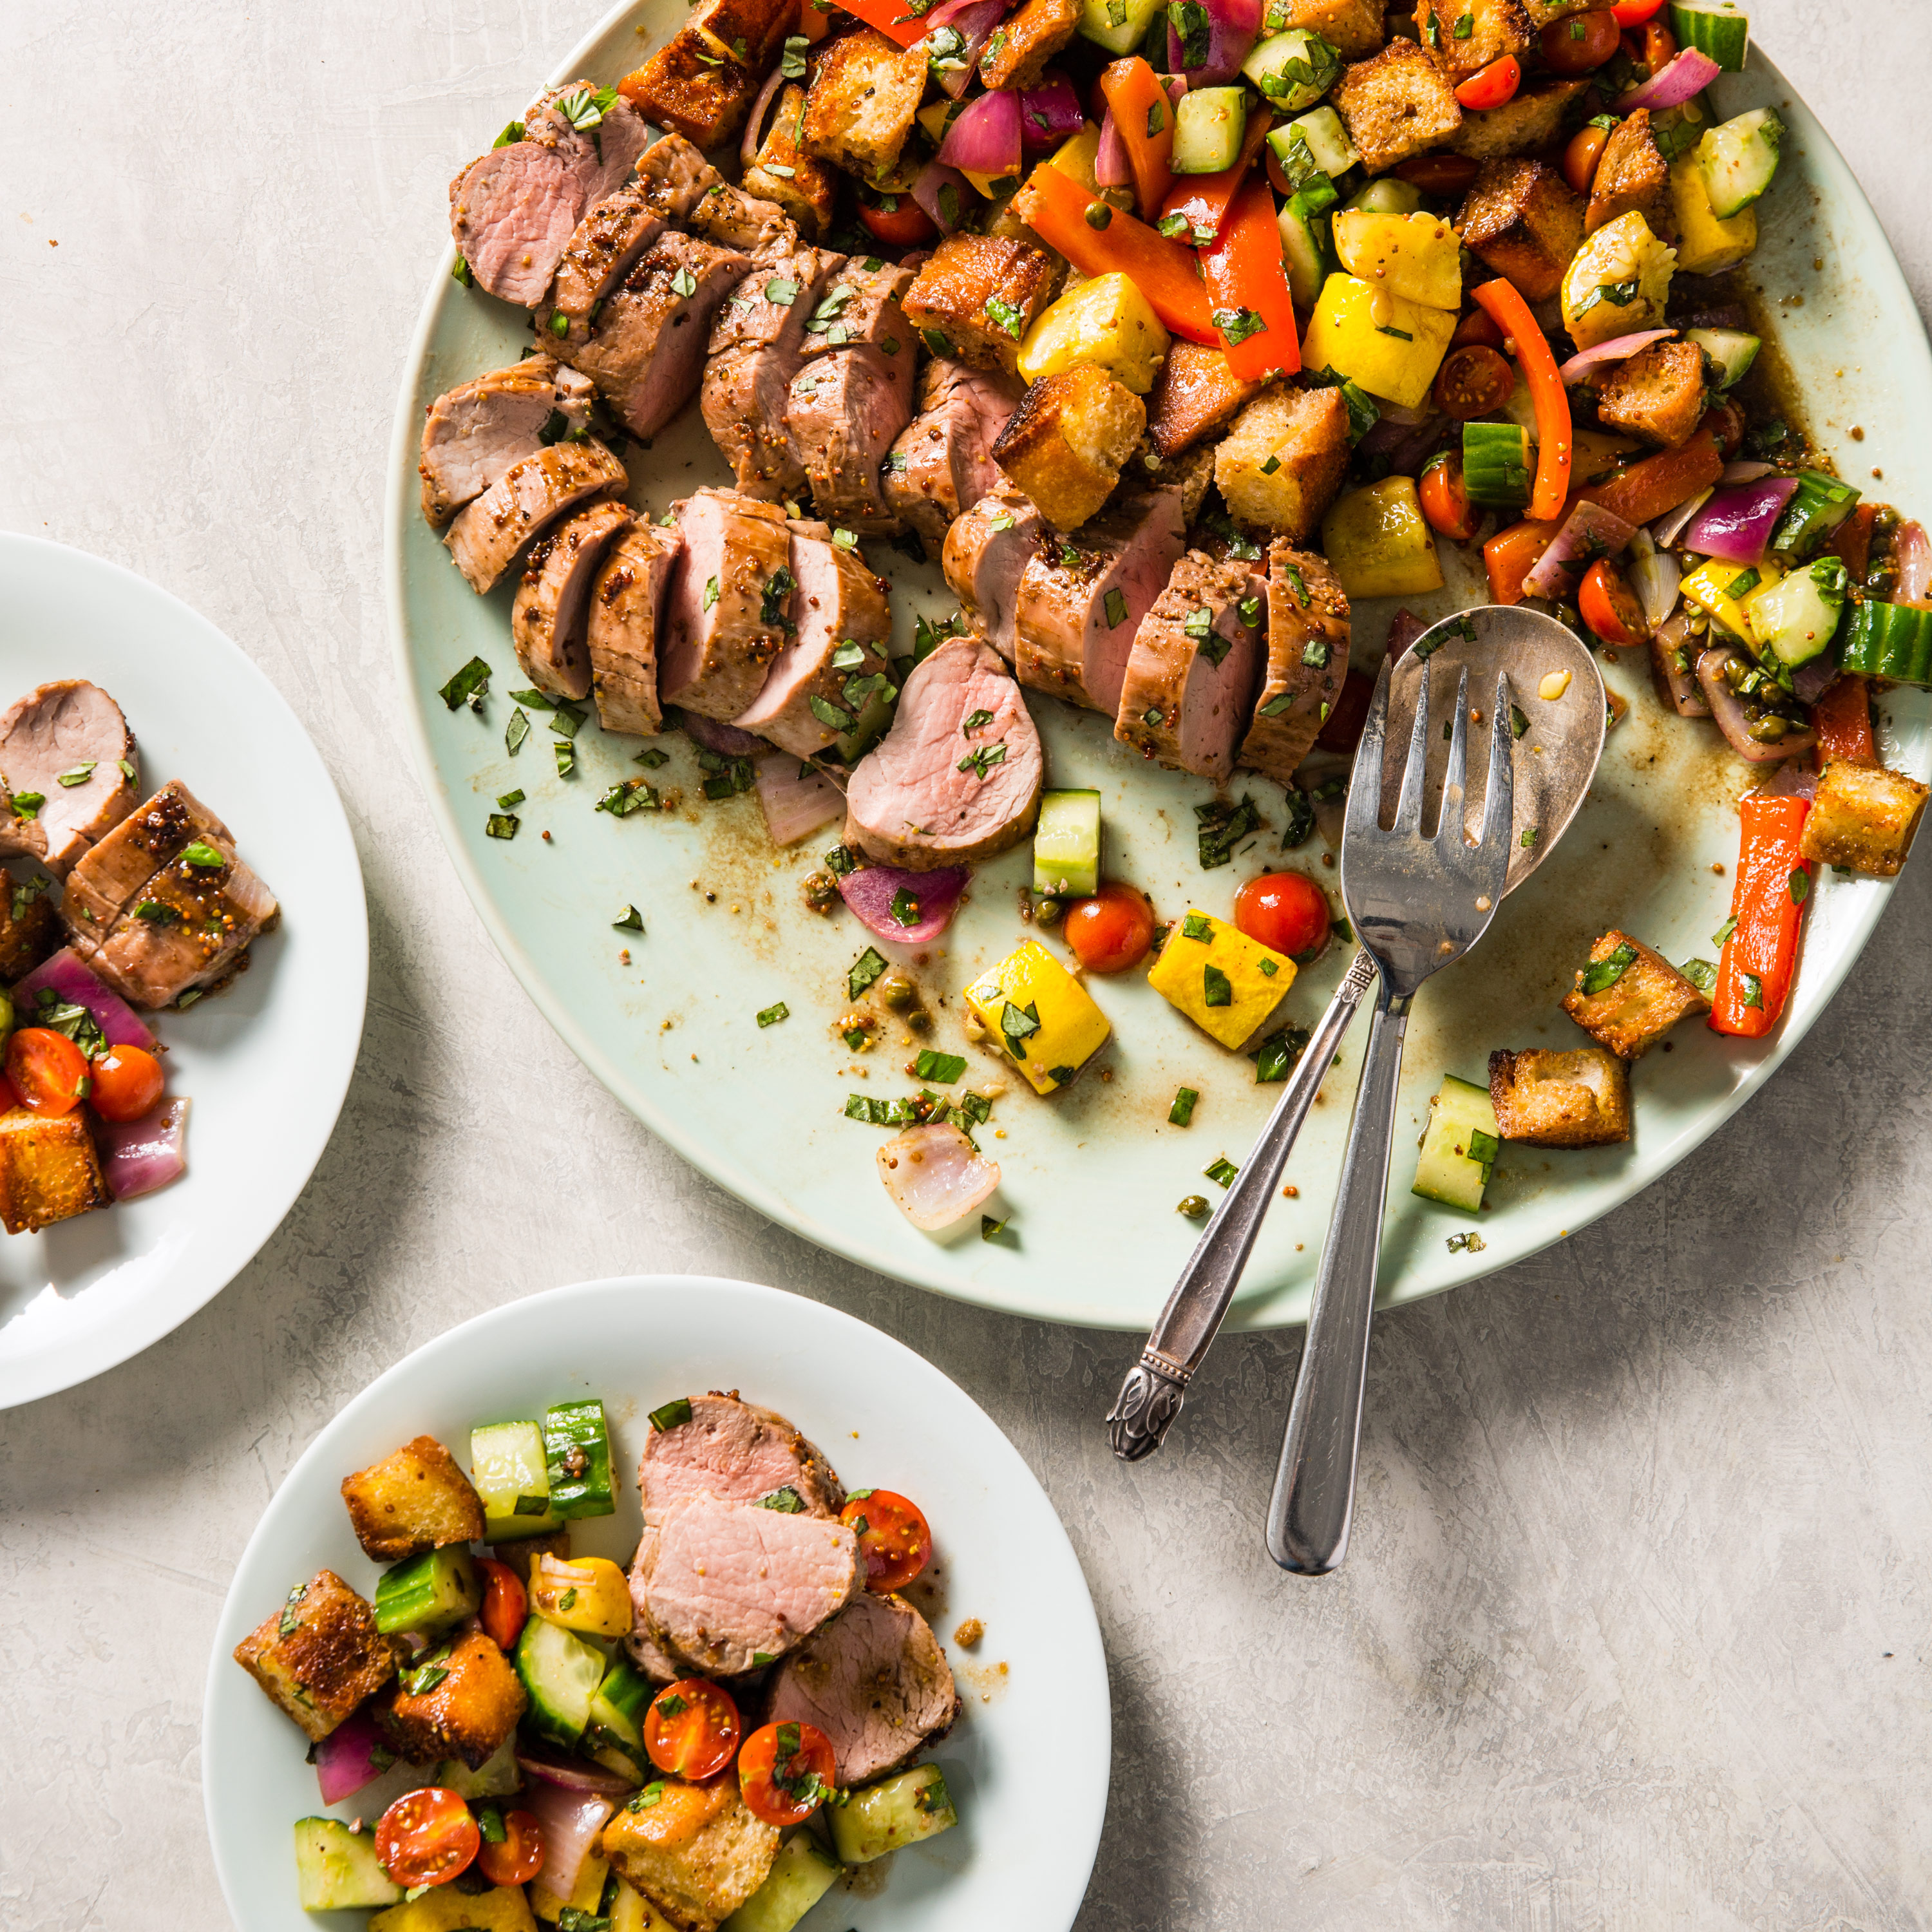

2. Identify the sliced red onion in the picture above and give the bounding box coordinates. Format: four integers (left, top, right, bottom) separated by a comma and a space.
1618, 46, 1723, 112
1523, 502, 1638, 601
1895, 520, 1931, 601
755, 754, 844, 846
1385, 608, 1428, 661
1681, 477, 1801, 564
1096, 108, 1131, 189
1721, 460, 1775, 484
1790, 656, 1839, 706
1696, 646, 1815, 763
911, 157, 975, 236
13, 947, 158, 1052
1650, 613, 1710, 717
1627, 536, 1681, 631
741, 60, 791, 171
837, 862, 970, 943
1019, 73, 1083, 152
1168, 0, 1262, 84
98, 1097, 189, 1200
516, 1747, 639, 1797
670, 708, 766, 758
1756, 760, 1819, 800
1652, 486, 1714, 550
1556, 328, 1675, 386
938, 87, 1021, 178
877, 1121, 1001, 1230
930, 0, 1009, 95
525, 1782, 615, 1902
315, 1706, 391, 1806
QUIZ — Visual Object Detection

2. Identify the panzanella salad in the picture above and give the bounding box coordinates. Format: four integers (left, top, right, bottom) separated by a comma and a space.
235, 1391, 960, 1930
424, 0, 1925, 1235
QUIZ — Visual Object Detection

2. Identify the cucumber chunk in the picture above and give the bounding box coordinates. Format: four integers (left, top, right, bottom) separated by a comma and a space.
1669, 0, 1748, 71
292, 1817, 404, 1911
544, 1399, 615, 1520
1841, 601, 1932, 686
1171, 87, 1245, 176
829, 1763, 958, 1864
1773, 469, 1860, 560
431, 1731, 524, 1800
1343, 176, 1423, 215
1461, 421, 1533, 509
1242, 28, 1341, 113
1278, 104, 1357, 178
472, 1419, 562, 1540
514, 1613, 607, 1747
1077, 0, 1164, 55
374, 1546, 482, 1638
1745, 558, 1847, 667
1411, 1074, 1500, 1213
1685, 325, 1759, 389
1698, 107, 1782, 219
1278, 185, 1338, 309
584, 1656, 656, 1778
721, 1832, 843, 1932
1033, 788, 1101, 898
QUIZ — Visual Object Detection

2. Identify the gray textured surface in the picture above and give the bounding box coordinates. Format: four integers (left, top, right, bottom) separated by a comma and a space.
5, 3, 1932, 1925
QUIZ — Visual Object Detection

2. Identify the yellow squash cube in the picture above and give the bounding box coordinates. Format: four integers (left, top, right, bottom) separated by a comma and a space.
1300, 273, 1457, 410
1682, 555, 1781, 641
373, 1884, 538, 1931
1669, 152, 1757, 276
1320, 477, 1445, 600
1018, 272, 1171, 395
1048, 122, 1102, 191
529, 1555, 634, 1638
1146, 910, 1296, 1052
1331, 211, 1462, 311
965, 940, 1111, 1094
1559, 209, 1675, 350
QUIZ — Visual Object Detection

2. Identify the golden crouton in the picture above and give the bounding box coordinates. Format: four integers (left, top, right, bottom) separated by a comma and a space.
1587, 109, 1674, 235
1594, 340, 1709, 450
1522, 0, 1595, 23
743, 84, 837, 238
1331, 40, 1462, 176
0, 871, 58, 980
799, 27, 926, 184
1149, 340, 1272, 459
992, 367, 1146, 531
377, 1628, 529, 1770
1800, 759, 1929, 878
618, 36, 760, 151
1416, 0, 1534, 83
0, 1107, 109, 1236
1213, 386, 1352, 541
1448, 78, 1587, 158
1489, 1046, 1632, 1148
486, 1528, 572, 1582
1271, 0, 1388, 58
689, 0, 796, 74
233, 1569, 399, 1743
603, 1776, 782, 1930
904, 233, 1058, 375
980, 0, 1082, 90
340, 1435, 487, 1564
1561, 930, 1710, 1059
1457, 158, 1587, 302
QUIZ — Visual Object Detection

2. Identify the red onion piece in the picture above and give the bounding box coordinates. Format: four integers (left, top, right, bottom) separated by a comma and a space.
929, 0, 1009, 96
1650, 612, 1710, 717
1385, 608, 1428, 661
1358, 411, 1443, 475
1095, 108, 1130, 188
938, 88, 1021, 178
1721, 460, 1775, 484
837, 862, 970, 943
1790, 656, 1839, 706
516, 1747, 640, 1796
1523, 501, 1638, 600
13, 947, 158, 1052
741, 61, 790, 171
1756, 761, 1819, 800
755, 753, 844, 846
1168, 0, 1263, 84
1895, 520, 1931, 601
1696, 646, 1815, 763
525, 1782, 616, 1903
1019, 73, 1084, 151
670, 708, 766, 758
1556, 328, 1676, 385
1681, 477, 1801, 564
1618, 46, 1723, 112
98, 1097, 189, 1200
1652, 486, 1714, 550
877, 1121, 1001, 1230
315, 1706, 390, 1806
911, 156, 975, 235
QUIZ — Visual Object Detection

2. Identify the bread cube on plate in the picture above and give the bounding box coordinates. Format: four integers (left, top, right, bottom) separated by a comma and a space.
375, 1627, 527, 1769
1800, 759, 1929, 878
799, 27, 926, 183
1560, 930, 1710, 1059
992, 367, 1145, 532
0, 1107, 109, 1236
1594, 340, 1707, 450
980, 0, 1082, 90
1457, 160, 1586, 304
341, 1434, 487, 1563
1213, 386, 1351, 540
1416, 0, 1533, 84
903, 234, 1058, 377
1273, 0, 1387, 59
1331, 41, 1462, 175
743, 83, 837, 238
1448, 79, 1587, 160
232, 1568, 398, 1742
1488, 1046, 1631, 1148
602, 1774, 782, 1932
620, 37, 759, 151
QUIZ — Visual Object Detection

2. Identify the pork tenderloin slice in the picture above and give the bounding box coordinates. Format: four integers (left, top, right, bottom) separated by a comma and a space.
545, 182, 667, 343
637, 1390, 846, 1527
621, 1537, 689, 1683
444, 438, 627, 594
448, 95, 609, 308
844, 636, 1044, 870
942, 483, 1043, 664
0, 787, 48, 864
795, 259, 913, 361
696, 181, 800, 258
1237, 544, 1350, 785
787, 345, 916, 534
511, 500, 636, 702
659, 489, 797, 719
59, 781, 232, 947
600, 1773, 781, 1932
885, 359, 1023, 549
84, 839, 278, 1010
767, 1592, 960, 1786
589, 523, 685, 736
419, 355, 591, 528
1014, 490, 1186, 717
0, 681, 137, 877
523, 82, 652, 199
635, 131, 723, 223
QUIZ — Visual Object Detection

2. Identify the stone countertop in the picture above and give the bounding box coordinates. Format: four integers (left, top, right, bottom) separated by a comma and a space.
5, 3, 1931, 1925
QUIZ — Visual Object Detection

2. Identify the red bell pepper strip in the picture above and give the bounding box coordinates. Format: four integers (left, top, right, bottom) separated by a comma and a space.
1470, 278, 1572, 523
1710, 794, 1813, 1038
1099, 57, 1175, 222
817, 0, 928, 46
1821, 500, 1878, 581
1579, 412, 1726, 527
1200, 175, 1300, 379
1811, 672, 1876, 766
1156, 109, 1273, 247
1013, 163, 1218, 343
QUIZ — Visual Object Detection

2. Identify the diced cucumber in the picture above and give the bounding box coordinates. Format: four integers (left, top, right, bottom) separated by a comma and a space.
829, 1764, 958, 1864
1411, 1074, 1501, 1213
1669, 0, 1749, 71
1344, 176, 1423, 215
1077, 0, 1164, 55
721, 1832, 843, 1932
292, 1817, 404, 1911
1278, 185, 1338, 309
1171, 87, 1245, 175
1034, 788, 1101, 898
1685, 325, 1760, 389
1280, 105, 1357, 178
1461, 421, 1533, 509
514, 1613, 608, 1747
374, 1547, 482, 1638
471, 1419, 562, 1540
1841, 600, 1932, 687
1651, 96, 1711, 165
1745, 558, 1847, 667
1772, 469, 1861, 559
431, 1731, 524, 1800
584, 1656, 656, 1778
1242, 28, 1341, 113
544, 1399, 615, 1520
1698, 107, 1782, 218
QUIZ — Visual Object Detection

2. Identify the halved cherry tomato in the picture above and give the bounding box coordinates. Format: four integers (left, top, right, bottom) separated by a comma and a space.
5, 1027, 88, 1117
1610, 0, 1665, 21
0, 1072, 19, 1112
645, 1678, 743, 1781
476, 1808, 545, 1886
857, 194, 938, 248
1707, 395, 1747, 459
375, 1788, 480, 1889
1062, 883, 1155, 973
1234, 871, 1331, 960
1433, 345, 1514, 421
1418, 452, 1479, 542
1540, 7, 1620, 72
799, 0, 832, 42
841, 1489, 932, 1591
1455, 56, 1520, 111
1578, 558, 1647, 645
1451, 307, 1506, 352
87, 1044, 164, 1122
1394, 153, 1480, 198
1317, 668, 1375, 751
1484, 516, 1562, 605
1564, 122, 1610, 197
1622, 21, 1674, 70
739, 1721, 839, 1828
475, 1557, 526, 1652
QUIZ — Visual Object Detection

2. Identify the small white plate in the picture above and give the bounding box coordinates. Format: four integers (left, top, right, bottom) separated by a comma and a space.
202, 1275, 1112, 1932
0, 534, 366, 1407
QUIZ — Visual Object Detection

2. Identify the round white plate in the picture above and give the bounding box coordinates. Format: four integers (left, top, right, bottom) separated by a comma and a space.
0, 534, 366, 1406
387, 25, 1930, 1331
202, 1274, 1112, 1932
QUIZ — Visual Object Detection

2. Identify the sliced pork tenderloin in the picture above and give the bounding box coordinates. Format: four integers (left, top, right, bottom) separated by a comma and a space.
0, 681, 137, 876
511, 500, 636, 702
659, 489, 796, 719
1237, 545, 1349, 784
419, 355, 591, 527
529, 82, 651, 201
636, 1390, 846, 1526
634, 131, 799, 255
588, 522, 684, 736
59, 781, 227, 944
885, 358, 1023, 549
544, 181, 666, 345
844, 637, 1043, 870
787, 345, 916, 533
795, 258, 913, 359
942, 484, 1043, 663
444, 438, 627, 593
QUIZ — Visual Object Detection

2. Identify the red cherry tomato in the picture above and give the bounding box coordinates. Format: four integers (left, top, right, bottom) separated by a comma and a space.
1317, 669, 1374, 752
1451, 307, 1506, 352
1708, 395, 1747, 458
1540, 7, 1620, 72
374, 1788, 480, 1889
1061, 883, 1155, 973
1578, 558, 1648, 645
0, 1072, 19, 1112
1564, 122, 1610, 197
1455, 55, 1520, 111
476, 1808, 545, 1886
1433, 345, 1515, 422
840, 1490, 933, 1592
475, 1558, 526, 1652
1627, 19, 1675, 70
645, 1678, 743, 1781
1610, 0, 1665, 21
5, 1028, 89, 1117
87, 1044, 164, 1122
1393, 153, 1480, 198
739, 1721, 839, 1828
858, 195, 938, 248
1419, 453, 1479, 543
1235, 871, 1331, 961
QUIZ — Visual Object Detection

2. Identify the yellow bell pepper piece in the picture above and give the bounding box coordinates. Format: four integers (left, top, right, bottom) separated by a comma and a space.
611, 1882, 681, 1932
375, 1886, 538, 1931
1018, 272, 1170, 393
1331, 210, 1462, 311
1669, 152, 1757, 275
533, 1851, 611, 1926
1320, 477, 1445, 600
1146, 911, 1295, 1052
964, 940, 1111, 1095
1049, 122, 1103, 193
1300, 273, 1457, 410
529, 1554, 633, 1638
1682, 556, 1783, 640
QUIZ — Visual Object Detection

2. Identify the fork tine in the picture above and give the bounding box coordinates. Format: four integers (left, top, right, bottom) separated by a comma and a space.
1435, 665, 1470, 851
1477, 669, 1516, 853
1345, 658, 1393, 838
1391, 658, 1433, 837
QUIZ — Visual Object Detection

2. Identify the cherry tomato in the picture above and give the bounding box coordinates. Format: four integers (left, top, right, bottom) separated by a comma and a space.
1061, 883, 1155, 973
1234, 871, 1331, 961
1455, 55, 1520, 111
1707, 395, 1747, 458
1317, 669, 1374, 752
375, 1788, 480, 1889
858, 194, 938, 248
1610, 0, 1666, 21
475, 1557, 526, 1652
1578, 558, 1648, 645
799, 0, 832, 42
645, 1679, 743, 1781
1394, 153, 1480, 198
1540, 7, 1620, 72
739, 1721, 839, 1828
1433, 345, 1515, 421
1564, 122, 1610, 197
1451, 307, 1506, 352
87, 1044, 164, 1122
1419, 453, 1479, 542
5, 1027, 88, 1117
840, 1489, 933, 1592
1636, 20, 1676, 69
1484, 517, 1561, 605
0, 1072, 19, 1112
476, 1808, 545, 1886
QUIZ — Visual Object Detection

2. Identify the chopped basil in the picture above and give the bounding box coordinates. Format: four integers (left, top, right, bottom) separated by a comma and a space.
890, 887, 921, 926
1169, 1086, 1199, 1126
1196, 794, 1263, 869
614, 905, 644, 931
56, 762, 97, 788
958, 743, 1007, 778
32, 989, 108, 1060
1238, 596, 1262, 629
1204, 1155, 1239, 1188
10, 791, 44, 819
759, 1486, 805, 1512
915, 1048, 967, 1084
1679, 956, 1718, 993
1202, 963, 1233, 1007
497, 789, 525, 810
922, 327, 953, 356
842, 1027, 869, 1052
1520, 826, 1539, 848
1183, 607, 1213, 641
1101, 587, 1132, 630
1282, 787, 1315, 848
757, 1000, 791, 1036
506, 706, 531, 755
597, 778, 661, 816
1712, 914, 1739, 947
1260, 455, 1282, 476
669, 266, 698, 299
1213, 307, 1267, 346
1157, 212, 1191, 239
762, 565, 797, 629
849, 946, 889, 998
452, 254, 473, 287
1182, 912, 1212, 940
1200, 630, 1231, 668
703, 575, 721, 612
486, 812, 520, 839
134, 899, 180, 924
999, 999, 1041, 1059
1375, 323, 1414, 342
764, 276, 799, 306
493, 118, 525, 148
181, 840, 225, 869
1453, 9, 1473, 34
1579, 942, 1638, 996
508, 687, 554, 709
985, 294, 1026, 339
439, 656, 492, 711
649, 1397, 692, 1432
547, 698, 586, 739
780, 30, 809, 77
10, 873, 50, 922
1788, 868, 1812, 904
981, 1214, 1010, 1241
1168, 0, 1210, 66
987, 509, 1016, 533
1258, 692, 1294, 719
809, 694, 854, 730
1253, 1023, 1311, 1083
277, 1584, 307, 1636
554, 739, 575, 778
635, 745, 668, 769
960, 707, 996, 738
629, 1781, 668, 1812
1143, 708, 1165, 726
1741, 971, 1763, 1010
1260, 957, 1278, 976
824, 844, 858, 876
550, 310, 571, 338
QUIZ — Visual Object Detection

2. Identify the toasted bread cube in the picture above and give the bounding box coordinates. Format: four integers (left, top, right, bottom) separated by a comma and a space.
340, 1435, 487, 1564
1561, 930, 1710, 1059
1594, 339, 1707, 450
1522, 0, 1594, 23
1149, 339, 1271, 459
0, 873, 58, 980
1213, 386, 1351, 540
689, 0, 795, 74
1448, 77, 1586, 158
903, 233, 1057, 375
619, 35, 759, 150
799, 26, 925, 183
992, 367, 1145, 530
1587, 108, 1674, 235
980, 0, 1082, 90
0, 1107, 109, 1236
603, 1777, 782, 1929
1489, 1046, 1631, 1148
1416, 0, 1533, 82
1274, 0, 1387, 57
743, 83, 837, 238
1800, 759, 1929, 878
233, 1569, 398, 1743
1331, 41, 1462, 176
1457, 158, 1586, 302
377, 1628, 528, 1770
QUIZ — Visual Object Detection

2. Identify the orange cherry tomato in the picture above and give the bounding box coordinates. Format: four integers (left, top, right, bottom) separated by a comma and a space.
374, 1788, 480, 1889
1540, 7, 1620, 72
475, 1558, 526, 1652
1484, 517, 1562, 605
1394, 153, 1479, 198
739, 1721, 839, 1828
1455, 55, 1520, 111
1061, 883, 1155, 973
1564, 122, 1610, 197
840, 1489, 932, 1591
87, 1044, 164, 1122
5, 1027, 89, 1117
476, 1808, 546, 1886
1317, 668, 1374, 752
1578, 558, 1647, 645
1419, 453, 1479, 542
1234, 871, 1331, 961
858, 194, 938, 248
1632, 19, 1676, 70
1451, 307, 1506, 352
1610, 0, 1665, 21
1433, 345, 1514, 421
645, 1679, 743, 1781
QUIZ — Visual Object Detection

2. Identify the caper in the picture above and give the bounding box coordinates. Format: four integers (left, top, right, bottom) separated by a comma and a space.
876, 968, 917, 1010
1177, 1195, 1210, 1219
802, 871, 838, 913
1034, 895, 1066, 927
906, 1007, 934, 1034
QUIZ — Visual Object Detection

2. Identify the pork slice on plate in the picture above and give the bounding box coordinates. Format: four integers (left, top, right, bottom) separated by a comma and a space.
768, 1591, 960, 1786
444, 438, 627, 594
942, 482, 1043, 664
786, 345, 916, 535
621, 1538, 689, 1682
1237, 544, 1350, 785
634, 131, 799, 256
794, 258, 913, 361
636, 1390, 846, 1526
588, 522, 684, 736
0, 782, 48, 864
885, 357, 1023, 549
0, 680, 137, 876
532, 81, 650, 201
60, 780, 231, 944
844, 636, 1043, 870
601, 1774, 780, 1932
511, 500, 636, 702
544, 180, 667, 345
659, 489, 796, 719
418, 355, 592, 528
